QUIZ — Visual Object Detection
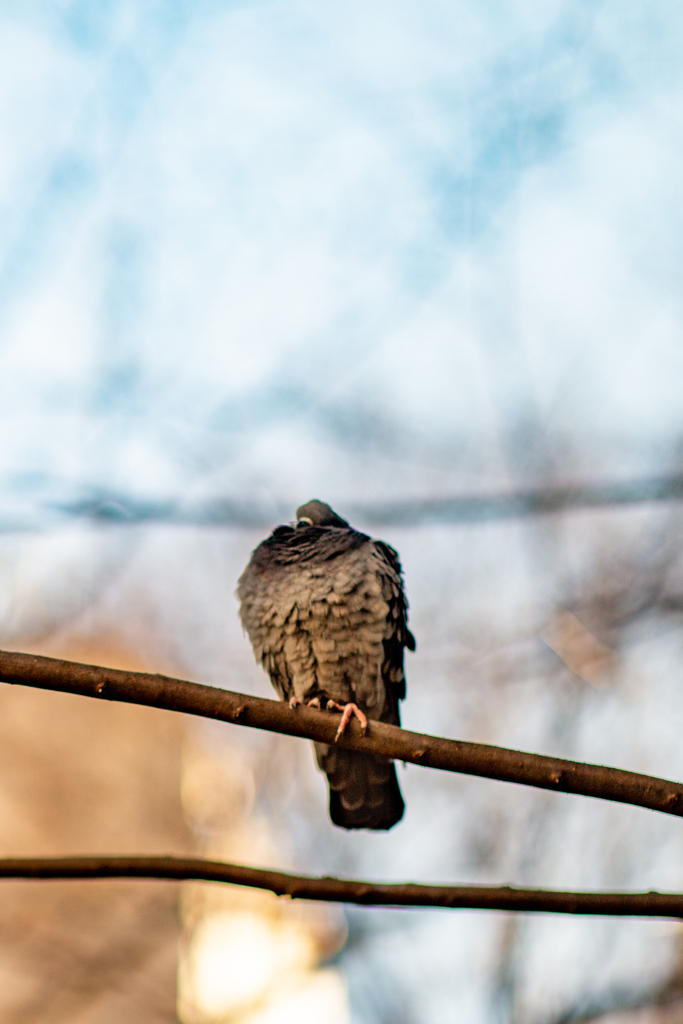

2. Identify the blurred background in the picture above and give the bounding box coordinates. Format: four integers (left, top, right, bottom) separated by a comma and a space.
2, 1, 683, 1021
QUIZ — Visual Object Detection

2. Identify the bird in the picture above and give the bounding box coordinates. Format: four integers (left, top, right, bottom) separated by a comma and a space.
237, 499, 415, 830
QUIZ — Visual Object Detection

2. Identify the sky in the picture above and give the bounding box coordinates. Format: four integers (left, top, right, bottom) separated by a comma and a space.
2, 1, 683, 524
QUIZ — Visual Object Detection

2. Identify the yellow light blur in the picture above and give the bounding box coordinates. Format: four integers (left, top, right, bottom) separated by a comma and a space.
178, 910, 348, 1024
236, 968, 349, 1024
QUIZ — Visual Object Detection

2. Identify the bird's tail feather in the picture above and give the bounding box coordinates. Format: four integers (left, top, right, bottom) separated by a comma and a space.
315, 744, 404, 830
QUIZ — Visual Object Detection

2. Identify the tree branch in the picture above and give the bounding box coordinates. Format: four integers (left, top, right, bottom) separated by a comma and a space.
352, 474, 683, 526
47, 473, 683, 529
1, 649, 682, 819
0, 855, 681, 917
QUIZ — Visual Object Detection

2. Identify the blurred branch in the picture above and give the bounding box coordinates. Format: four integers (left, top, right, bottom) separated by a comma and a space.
6, 472, 683, 531
351, 475, 683, 525
2, 649, 683, 818
1, 855, 683, 917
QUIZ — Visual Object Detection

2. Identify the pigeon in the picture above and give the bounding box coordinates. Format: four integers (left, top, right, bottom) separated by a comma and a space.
237, 499, 415, 830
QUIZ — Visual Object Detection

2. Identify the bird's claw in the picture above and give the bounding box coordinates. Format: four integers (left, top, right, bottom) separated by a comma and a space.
328, 702, 368, 742
289, 696, 301, 710
307, 697, 321, 708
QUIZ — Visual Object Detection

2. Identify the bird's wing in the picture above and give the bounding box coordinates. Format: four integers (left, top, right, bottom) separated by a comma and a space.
369, 540, 413, 723
237, 534, 304, 702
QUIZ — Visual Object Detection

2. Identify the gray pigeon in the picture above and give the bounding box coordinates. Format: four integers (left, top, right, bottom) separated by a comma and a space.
237, 499, 415, 830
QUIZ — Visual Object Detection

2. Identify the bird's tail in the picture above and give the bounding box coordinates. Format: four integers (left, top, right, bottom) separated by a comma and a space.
314, 744, 404, 830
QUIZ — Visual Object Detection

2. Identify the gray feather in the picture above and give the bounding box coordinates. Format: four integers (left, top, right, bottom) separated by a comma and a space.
237, 501, 413, 830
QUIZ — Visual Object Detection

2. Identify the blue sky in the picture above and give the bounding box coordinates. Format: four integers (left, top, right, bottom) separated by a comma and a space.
2, 1, 683, 525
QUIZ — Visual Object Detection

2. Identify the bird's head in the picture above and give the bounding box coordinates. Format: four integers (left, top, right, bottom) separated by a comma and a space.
295, 499, 350, 528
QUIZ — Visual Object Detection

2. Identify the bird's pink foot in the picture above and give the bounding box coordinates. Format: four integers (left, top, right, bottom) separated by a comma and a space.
307, 697, 321, 708
327, 701, 368, 742
289, 696, 301, 710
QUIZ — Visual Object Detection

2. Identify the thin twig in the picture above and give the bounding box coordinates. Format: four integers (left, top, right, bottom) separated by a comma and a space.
0, 650, 682, 818
0, 855, 681, 917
